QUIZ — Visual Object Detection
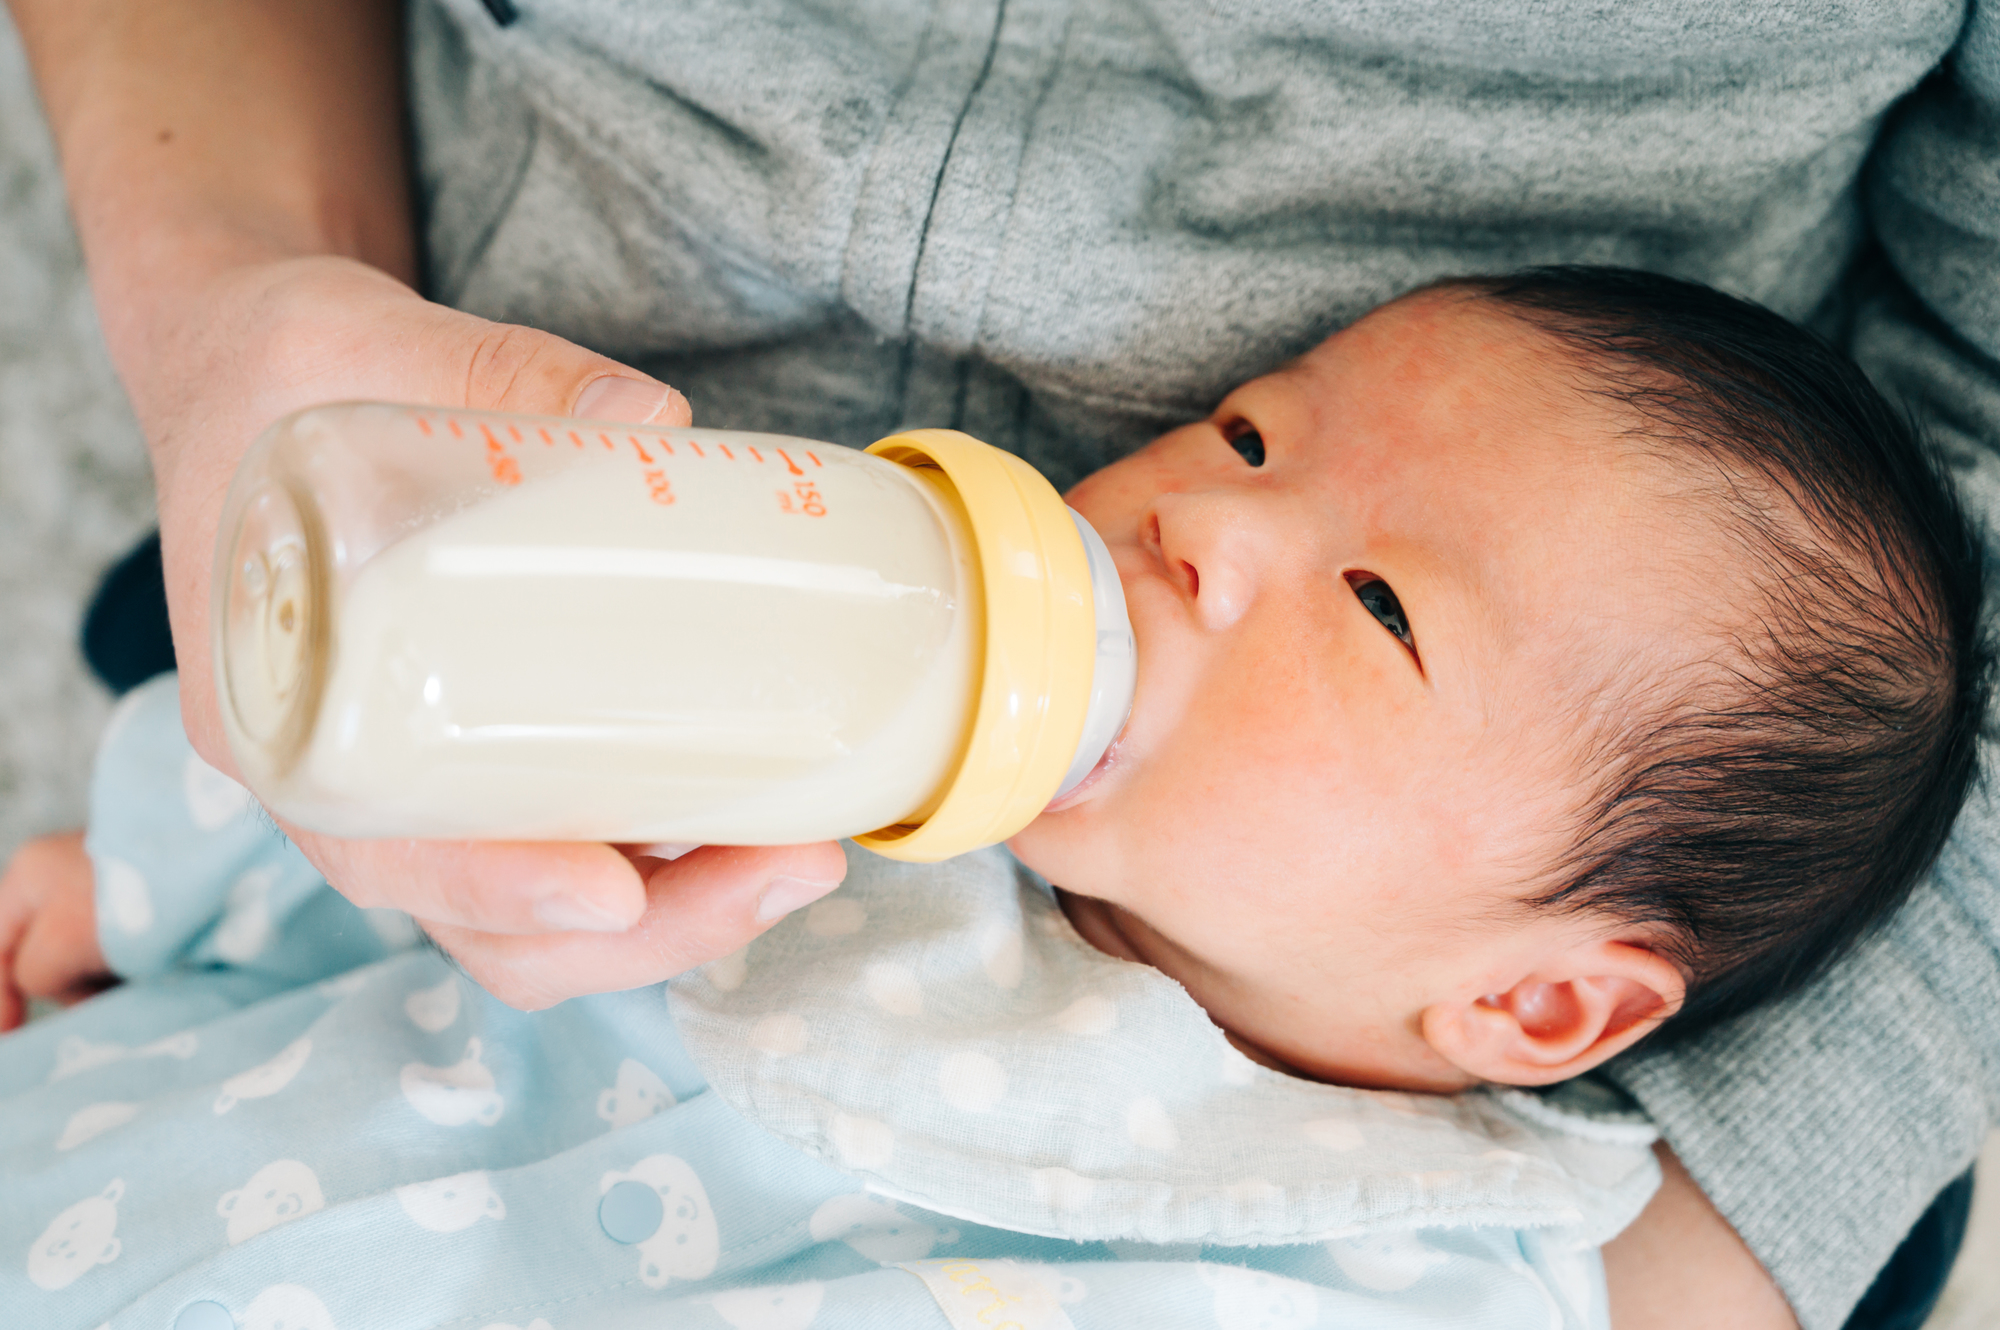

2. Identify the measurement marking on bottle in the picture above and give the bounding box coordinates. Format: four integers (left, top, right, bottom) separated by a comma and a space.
478, 422, 521, 487
405, 412, 847, 506
777, 477, 826, 517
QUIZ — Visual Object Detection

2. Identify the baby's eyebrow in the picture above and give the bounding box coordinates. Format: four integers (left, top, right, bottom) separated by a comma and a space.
1392, 523, 1509, 683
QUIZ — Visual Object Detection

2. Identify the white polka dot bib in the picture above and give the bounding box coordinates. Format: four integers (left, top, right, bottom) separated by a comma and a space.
669, 848, 1660, 1251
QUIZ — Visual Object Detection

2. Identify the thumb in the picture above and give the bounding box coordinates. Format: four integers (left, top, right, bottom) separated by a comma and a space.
435, 312, 693, 428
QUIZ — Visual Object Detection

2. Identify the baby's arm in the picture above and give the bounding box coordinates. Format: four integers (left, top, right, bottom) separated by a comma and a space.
0, 830, 112, 1031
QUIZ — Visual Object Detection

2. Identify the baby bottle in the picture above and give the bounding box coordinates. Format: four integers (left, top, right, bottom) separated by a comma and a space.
211, 403, 1134, 862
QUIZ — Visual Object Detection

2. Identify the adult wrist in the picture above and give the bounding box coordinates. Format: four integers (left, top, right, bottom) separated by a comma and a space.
7, 0, 416, 393
78, 222, 403, 413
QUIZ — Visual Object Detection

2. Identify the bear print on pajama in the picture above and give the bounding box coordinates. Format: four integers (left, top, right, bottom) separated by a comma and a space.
395, 1171, 508, 1233
239, 1284, 338, 1330
808, 1194, 959, 1264
709, 1282, 827, 1330
54, 1101, 141, 1151
1198, 1265, 1323, 1330
403, 975, 461, 1033
399, 1037, 504, 1126
596, 1056, 676, 1128
27, 1179, 124, 1292
218, 1159, 327, 1244
597, 1154, 720, 1289
214, 1036, 312, 1113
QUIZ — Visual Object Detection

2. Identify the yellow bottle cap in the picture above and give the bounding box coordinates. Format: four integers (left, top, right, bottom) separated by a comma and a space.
854, 430, 1097, 863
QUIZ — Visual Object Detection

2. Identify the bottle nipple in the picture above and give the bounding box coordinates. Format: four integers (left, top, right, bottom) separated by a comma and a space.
1053, 510, 1136, 800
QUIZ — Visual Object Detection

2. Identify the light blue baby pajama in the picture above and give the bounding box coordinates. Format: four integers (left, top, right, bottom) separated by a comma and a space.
0, 676, 1661, 1329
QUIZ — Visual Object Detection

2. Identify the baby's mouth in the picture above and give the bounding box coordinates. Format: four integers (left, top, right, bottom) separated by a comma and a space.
1040, 729, 1124, 813
1038, 537, 1143, 816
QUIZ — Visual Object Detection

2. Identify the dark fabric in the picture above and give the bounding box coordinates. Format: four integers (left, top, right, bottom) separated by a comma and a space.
80, 530, 176, 695
1844, 1169, 1976, 1330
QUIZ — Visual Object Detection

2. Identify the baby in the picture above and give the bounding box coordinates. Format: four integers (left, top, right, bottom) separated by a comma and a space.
0, 267, 1985, 1329
1014, 264, 1988, 1091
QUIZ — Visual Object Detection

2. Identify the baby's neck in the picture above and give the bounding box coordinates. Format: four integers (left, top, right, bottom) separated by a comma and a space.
1053, 887, 1477, 1094
1053, 887, 1147, 963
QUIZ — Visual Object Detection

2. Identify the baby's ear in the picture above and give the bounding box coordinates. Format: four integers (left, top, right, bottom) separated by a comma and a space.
1418, 940, 1686, 1087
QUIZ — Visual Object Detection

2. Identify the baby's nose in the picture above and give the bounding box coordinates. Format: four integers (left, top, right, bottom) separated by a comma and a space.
1152, 491, 1263, 632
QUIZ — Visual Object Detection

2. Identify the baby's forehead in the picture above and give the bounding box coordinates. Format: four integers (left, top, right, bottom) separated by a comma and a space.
1295, 284, 1562, 367
1463, 454, 1760, 681
1239, 290, 1793, 676
1452, 465, 1807, 804
1288, 297, 1651, 456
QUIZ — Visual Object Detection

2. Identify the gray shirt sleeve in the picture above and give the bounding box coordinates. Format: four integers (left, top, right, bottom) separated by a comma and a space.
1606, 10, 2000, 1328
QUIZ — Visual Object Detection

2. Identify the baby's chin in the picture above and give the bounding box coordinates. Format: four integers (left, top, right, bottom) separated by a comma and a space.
1003, 795, 1092, 887
1006, 734, 1137, 893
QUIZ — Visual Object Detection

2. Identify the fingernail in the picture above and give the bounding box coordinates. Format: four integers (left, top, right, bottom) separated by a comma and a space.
574, 375, 674, 424
534, 893, 637, 933
631, 841, 701, 862
756, 875, 841, 922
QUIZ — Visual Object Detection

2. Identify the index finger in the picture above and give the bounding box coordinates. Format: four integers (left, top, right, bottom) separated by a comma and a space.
421, 841, 848, 1009
284, 826, 649, 935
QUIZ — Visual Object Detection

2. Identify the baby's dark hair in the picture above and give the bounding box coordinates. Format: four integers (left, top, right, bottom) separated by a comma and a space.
1438, 265, 1990, 1046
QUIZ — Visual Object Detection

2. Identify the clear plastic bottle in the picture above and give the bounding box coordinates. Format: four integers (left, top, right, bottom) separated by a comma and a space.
212, 403, 1134, 861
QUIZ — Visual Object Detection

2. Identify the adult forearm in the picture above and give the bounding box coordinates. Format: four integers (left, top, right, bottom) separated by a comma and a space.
6, 0, 415, 395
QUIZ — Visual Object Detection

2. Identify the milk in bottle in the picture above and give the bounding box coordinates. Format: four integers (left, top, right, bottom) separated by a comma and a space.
214, 405, 1134, 859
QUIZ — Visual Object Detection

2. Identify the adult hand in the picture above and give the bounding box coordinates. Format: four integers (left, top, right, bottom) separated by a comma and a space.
7, 0, 845, 1009
140, 258, 849, 1008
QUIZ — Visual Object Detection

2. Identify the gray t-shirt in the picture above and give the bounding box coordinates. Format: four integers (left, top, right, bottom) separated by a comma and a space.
406, 2, 2000, 1325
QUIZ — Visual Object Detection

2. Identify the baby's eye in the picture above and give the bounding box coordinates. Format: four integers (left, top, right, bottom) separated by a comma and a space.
1349, 576, 1414, 649
1223, 422, 1265, 467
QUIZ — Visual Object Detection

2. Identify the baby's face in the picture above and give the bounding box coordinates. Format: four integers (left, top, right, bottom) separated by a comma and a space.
1009, 291, 1722, 1089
